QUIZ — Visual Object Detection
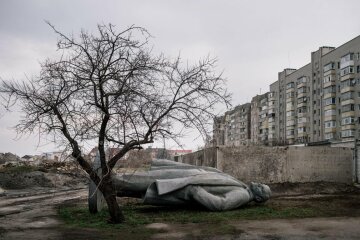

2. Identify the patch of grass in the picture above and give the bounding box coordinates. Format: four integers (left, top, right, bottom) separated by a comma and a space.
0, 165, 39, 173
58, 205, 156, 239
58, 203, 319, 228
57, 203, 322, 239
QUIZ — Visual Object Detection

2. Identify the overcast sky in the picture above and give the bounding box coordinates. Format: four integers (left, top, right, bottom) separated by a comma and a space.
1, 0, 360, 156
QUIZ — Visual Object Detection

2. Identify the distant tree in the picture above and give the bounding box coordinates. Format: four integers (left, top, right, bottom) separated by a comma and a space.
0, 23, 230, 223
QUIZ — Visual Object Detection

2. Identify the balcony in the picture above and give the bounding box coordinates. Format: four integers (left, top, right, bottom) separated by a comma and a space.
324, 104, 336, 111
268, 92, 275, 100
341, 99, 355, 106
341, 111, 355, 118
324, 115, 336, 122
341, 125, 355, 131
286, 124, 295, 131
324, 127, 337, 133
323, 69, 336, 76
286, 104, 295, 111
286, 135, 295, 139
340, 73, 355, 81
297, 122, 306, 128
323, 80, 336, 88
340, 86, 354, 94
297, 92, 306, 99
286, 120, 295, 127
286, 88, 295, 94
297, 112, 307, 118
323, 92, 336, 99
340, 60, 354, 69
297, 102, 307, 108
297, 132, 306, 137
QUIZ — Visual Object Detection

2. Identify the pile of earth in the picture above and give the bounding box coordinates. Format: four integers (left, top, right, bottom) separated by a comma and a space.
0, 152, 20, 165
0, 161, 88, 190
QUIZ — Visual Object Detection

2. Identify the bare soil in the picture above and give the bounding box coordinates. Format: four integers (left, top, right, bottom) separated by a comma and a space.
0, 183, 360, 240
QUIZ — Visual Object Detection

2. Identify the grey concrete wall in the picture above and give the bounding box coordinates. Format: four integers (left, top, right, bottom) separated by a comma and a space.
180, 146, 353, 184
177, 147, 217, 168
219, 146, 287, 183
285, 146, 353, 183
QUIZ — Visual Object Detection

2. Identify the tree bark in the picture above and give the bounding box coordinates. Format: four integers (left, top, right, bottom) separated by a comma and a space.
101, 182, 125, 223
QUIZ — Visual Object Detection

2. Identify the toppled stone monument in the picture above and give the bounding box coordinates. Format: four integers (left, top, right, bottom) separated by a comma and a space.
89, 159, 271, 212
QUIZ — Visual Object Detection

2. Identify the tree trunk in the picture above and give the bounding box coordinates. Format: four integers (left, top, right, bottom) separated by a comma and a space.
102, 184, 125, 223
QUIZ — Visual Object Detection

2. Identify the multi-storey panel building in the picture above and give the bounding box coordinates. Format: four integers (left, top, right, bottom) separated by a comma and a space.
214, 35, 360, 147
268, 82, 278, 145
250, 93, 269, 144
213, 103, 251, 146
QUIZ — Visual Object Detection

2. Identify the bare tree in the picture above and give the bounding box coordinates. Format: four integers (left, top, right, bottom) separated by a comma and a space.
0, 23, 231, 223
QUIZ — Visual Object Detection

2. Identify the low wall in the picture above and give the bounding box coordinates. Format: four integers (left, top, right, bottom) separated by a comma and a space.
219, 146, 287, 183
177, 147, 217, 168
177, 145, 353, 184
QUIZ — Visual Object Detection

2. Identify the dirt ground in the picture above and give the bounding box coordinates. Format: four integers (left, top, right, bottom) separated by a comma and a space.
0, 182, 360, 240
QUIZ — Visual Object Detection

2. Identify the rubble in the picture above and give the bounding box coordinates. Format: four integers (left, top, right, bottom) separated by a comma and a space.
0, 152, 21, 165
0, 155, 87, 191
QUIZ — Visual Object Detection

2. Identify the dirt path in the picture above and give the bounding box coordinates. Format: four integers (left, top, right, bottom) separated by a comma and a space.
1, 189, 360, 239
0, 188, 89, 240
229, 217, 360, 240
147, 217, 360, 240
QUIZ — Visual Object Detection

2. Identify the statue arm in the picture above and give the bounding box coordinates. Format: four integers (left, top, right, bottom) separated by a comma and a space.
188, 186, 251, 211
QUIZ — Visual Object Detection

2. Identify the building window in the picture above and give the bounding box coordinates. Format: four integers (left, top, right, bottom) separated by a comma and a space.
340, 66, 354, 76
298, 106, 307, 113
342, 104, 355, 112
286, 111, 295, 117
297, 127, 306, 133
325, 120, 336, 128
325, 133, 334, 140
297, 76, 307, 85
323, 74, 335, 84
340, 79, 356, 90
341, 130, 354, 138
323, 97, 336, 106
286, 82, 295, 89
341, 117, 355, 125
323, 85, 336, 94
286, 130, 294, 136
298, 97, 307, 103
323, 62, 335, 72
341, 91, 354, 101
297, 117, 306, 123
324, 109, 336, 116
286, 92, 295, 98
340, 53, 354, 65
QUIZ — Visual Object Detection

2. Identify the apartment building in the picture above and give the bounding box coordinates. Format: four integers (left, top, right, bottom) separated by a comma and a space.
250, 93, 269, 144
213, 103, 251, 146
270, 36, 360, 145
213, 35, 360, 147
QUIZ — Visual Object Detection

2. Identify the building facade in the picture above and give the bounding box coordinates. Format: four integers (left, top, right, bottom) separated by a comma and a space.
214, 35, 360, 147
213, 103, 251, 146
250, 93, 269, 145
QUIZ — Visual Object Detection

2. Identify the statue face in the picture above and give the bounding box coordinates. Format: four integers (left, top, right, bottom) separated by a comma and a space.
250, 182, 271, 203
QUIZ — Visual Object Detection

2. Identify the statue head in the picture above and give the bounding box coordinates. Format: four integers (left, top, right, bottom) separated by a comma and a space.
249, 182, 271, 203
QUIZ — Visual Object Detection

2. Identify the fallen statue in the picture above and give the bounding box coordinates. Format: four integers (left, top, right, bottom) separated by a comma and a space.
89, 159, 271, 212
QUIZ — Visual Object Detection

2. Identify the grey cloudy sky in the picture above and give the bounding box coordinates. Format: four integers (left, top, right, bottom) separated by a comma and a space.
1, 0, 360, 156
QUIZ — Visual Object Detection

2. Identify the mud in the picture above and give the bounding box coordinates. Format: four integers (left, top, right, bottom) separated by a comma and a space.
0, 184, 360, 240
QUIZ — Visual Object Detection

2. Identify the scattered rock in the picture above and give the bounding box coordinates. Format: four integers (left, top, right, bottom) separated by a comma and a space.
0, 187, 5, 196
146, 223, 170, 231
